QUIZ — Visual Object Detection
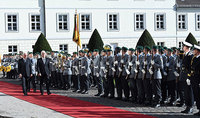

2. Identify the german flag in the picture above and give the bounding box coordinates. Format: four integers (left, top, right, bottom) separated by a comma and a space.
73, 12, 81, 48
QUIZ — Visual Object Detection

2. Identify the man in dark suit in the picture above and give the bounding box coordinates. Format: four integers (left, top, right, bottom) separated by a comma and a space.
18, 53, 32, 96
37, 50, 51, 95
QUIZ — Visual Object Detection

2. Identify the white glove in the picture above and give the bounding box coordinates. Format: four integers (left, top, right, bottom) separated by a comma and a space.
96, 73, 99, 77
118, 67, 122, 72
142, 69, 145, 74
126, 69, 130, 75
114, 61, 118, 65
85, 73, 88, 77
112, 67, 116, 72
166, 63, 169, 67
121, 60, 124, 63
151, 60, 155, 65
106, 62, 109, 66
129, 62, 133, 66
104, 69, 108, 73
144, 61, 147, 66
177, 63, 181, 68
174, 71, 179, 77
136, 61, 140, 65
149, 69, 153, 75
164, 72, 167, 76
186, 79, 191, 85
134, 69, 138, 73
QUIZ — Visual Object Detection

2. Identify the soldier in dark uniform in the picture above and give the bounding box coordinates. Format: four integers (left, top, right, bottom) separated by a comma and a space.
114, 47, 122, 100
190, 45, 200, 116
72, 52, 80, 92
136, 46, 145, 104
127, 48, 137, 103
181, 41, 194, 114
143, 46, 152, 105
151, 46, 163, 108
120, 47, 130, 101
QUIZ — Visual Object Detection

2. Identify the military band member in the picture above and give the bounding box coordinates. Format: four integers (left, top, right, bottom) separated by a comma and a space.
72, 52, 80, 92
181, 41, 194, 114
50, 51, 58, 88
151, 46, 163, 108
63, 54, 72, 90
143, 46, 152, 105
92, 49, 103, 96
136, 46, 145, 104
190, 45, 200, 116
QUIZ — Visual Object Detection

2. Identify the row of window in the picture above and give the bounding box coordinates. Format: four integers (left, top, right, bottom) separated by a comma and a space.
8, 41, 200, 54
4, 13, 200, 32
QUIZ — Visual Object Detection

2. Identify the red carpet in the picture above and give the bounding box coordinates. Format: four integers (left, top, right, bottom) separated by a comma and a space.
0, 81, 155, 118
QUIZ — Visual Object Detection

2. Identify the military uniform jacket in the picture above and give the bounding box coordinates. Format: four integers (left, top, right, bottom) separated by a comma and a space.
190, 55, 200, 80
129, 54, 137, 79
166, 56, 176, 81
114, 53, 122, 76
100, 56, 107, 78
80, 56, 88, 76
50, 56, 57, 72
153, 54, 163, 79
72, 57, 79, 75
93, 55, 100, 77
87, 57, 92, 75
162, 54, 168, 76
107, 55, 115, 76
145, 54, 152, 79
120, 54, 129, 77
63, 60, 72, 75
137, 53, 145, 79
180, 52, 193, 81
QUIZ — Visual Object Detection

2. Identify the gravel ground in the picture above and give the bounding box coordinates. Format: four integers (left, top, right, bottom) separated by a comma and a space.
0, 77, 199, 118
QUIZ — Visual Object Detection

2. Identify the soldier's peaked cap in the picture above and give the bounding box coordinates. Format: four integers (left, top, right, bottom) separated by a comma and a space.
183, 41, 193, 47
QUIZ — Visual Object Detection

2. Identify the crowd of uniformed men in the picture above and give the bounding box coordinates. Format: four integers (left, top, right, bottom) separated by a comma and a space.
1, 41, 200, 116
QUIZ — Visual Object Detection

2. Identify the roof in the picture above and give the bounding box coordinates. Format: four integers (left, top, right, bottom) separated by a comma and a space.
176, 0, 200, 8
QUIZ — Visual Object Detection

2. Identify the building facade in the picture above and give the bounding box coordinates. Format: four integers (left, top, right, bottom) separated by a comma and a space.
0, 0, 200, 55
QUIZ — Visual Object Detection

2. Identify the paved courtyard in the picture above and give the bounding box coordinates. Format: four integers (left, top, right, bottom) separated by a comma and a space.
0, 76, 199, 118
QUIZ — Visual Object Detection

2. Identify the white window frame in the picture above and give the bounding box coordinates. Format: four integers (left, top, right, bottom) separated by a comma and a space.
155, 13, 166, 31
5, 13, 19, 32
56, 13, 70, 32
177, 13, 188, 31
134, 13, 146, 31
107, 13, 120, 32
82, 44, 88, 48
157, 42, 165, 47
179, 42, 183, 49
29, 13, 41, 32
59, 44, 68, 52
8, 45, 18, 54
80, 13, 92, 32
196, 13, 200, 31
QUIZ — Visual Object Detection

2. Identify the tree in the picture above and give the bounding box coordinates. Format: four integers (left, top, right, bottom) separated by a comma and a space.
87, 29, 104, 51
185, 33, 198, 45
136, 29, 156, 48
33, 33, 52, 54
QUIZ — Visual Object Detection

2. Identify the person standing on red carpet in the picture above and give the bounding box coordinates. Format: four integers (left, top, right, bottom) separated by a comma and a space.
37, 50, 52, 95
18, 53, 33, 96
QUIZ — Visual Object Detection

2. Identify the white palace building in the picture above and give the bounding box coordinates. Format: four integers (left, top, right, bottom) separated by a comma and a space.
0, 0, 200, 54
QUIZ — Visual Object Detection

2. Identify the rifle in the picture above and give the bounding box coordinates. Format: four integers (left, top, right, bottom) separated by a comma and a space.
118, 55, 124, 78
150, 52, 154, 80
143, 53, 147, 80
125, 54, 133, 80
135, 52, 139, 79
